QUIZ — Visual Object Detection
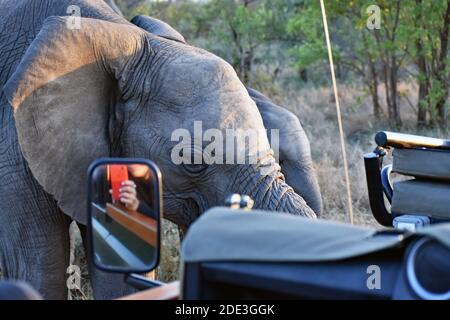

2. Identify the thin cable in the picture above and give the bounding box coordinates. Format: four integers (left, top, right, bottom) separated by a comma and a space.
320, 0, 354, 224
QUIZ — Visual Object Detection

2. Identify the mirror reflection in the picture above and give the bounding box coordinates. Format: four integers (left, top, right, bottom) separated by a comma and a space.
90, 163, 158, 271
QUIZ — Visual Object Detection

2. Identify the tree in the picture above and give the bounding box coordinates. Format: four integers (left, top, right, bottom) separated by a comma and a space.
287, 0, 385, 118
201, 0, 286, 84
115, 0, 450, 129
407, 0, 450, 129
286, 0, 328, 83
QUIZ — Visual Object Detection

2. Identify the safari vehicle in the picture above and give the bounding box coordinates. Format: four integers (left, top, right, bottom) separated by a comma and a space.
86, 132, 450, 300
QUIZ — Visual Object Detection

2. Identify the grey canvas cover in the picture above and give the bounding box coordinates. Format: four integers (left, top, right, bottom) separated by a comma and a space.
391, 179, 450, 220
181, 207, 450, 263
392, 148, 450, 180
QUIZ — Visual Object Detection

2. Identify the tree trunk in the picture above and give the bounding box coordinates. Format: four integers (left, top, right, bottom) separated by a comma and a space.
242, 49, 253, 84
368, 59, 381, 118
373, 29, 393, 120
435, 0, 450, 130
362, 30, 381, 118
435, 97, 448, 129
298, 68, 308, 82
382, 56, 393, 120
417, 81, 428, 127
390, 58, 402, 127
415, 0, 429, 128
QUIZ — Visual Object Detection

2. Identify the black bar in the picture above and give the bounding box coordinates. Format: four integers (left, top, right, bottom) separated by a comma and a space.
380, 165, 393, 203
364, 153, 393, 227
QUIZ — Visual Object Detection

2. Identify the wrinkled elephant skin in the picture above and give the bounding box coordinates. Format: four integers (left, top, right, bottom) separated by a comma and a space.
0, 0, 319, 299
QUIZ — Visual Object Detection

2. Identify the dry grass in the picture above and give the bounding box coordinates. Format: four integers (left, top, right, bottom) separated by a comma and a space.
280, 84, 381, 226
2, 83, 444, 299
67, 219, 181, 299
277, 82, 448, 227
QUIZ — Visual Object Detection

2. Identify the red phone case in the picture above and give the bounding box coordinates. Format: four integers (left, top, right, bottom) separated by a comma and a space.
109, 165, 129, 202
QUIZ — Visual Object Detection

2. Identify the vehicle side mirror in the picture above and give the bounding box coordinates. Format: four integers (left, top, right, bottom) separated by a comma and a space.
87, 158, 162, 274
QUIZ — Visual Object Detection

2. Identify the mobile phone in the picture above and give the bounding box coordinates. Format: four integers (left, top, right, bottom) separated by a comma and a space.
109, 165, 129, 203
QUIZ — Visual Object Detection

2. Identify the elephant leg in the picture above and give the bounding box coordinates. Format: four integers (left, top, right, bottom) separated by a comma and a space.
0, 169, 72, 300
77, 224, 139, 300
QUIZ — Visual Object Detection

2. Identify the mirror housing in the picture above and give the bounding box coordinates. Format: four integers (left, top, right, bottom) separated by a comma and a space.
87, 158, 162, 274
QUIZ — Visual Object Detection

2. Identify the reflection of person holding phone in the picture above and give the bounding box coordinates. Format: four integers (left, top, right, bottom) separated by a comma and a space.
114, 165, 155, 219
92, 164, 157, 271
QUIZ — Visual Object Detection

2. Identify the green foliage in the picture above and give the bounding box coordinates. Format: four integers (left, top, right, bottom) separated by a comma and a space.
116, 0, 318, 88
115, 0, 450, 128
198, 0, 292, 83
286, 1, 326, 70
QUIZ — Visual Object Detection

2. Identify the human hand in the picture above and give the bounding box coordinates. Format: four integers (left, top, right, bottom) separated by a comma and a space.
112, 180, 139, 211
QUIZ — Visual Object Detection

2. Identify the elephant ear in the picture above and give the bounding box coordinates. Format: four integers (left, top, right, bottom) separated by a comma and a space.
3, 16, 146, 224
131, 15, 186, 43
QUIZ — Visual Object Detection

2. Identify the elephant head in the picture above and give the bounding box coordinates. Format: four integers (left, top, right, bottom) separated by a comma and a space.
4, 17, 316, 230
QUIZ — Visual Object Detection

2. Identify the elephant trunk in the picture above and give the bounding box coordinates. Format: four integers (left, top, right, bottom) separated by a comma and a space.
257, 178, 317, 219
163, 195, 201, 232
234, 164, 317, 219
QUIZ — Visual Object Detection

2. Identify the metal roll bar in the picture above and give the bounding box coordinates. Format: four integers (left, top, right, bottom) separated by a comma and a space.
375, 131, 450, 150
364, 152, 393, 227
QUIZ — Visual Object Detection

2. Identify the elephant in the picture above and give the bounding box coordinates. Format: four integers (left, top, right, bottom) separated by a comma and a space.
0, 0, 321, 299
131, 15, 323, 215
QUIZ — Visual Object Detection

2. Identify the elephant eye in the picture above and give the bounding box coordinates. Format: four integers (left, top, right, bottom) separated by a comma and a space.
182, 163, 208, 175
179, 147, 209, 175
